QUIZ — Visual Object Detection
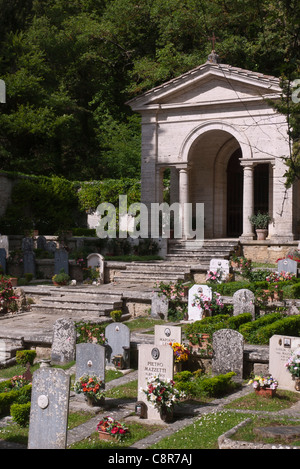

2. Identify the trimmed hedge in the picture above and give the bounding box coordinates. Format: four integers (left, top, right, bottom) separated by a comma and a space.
10, 402, 31, 427
0, 384, 32, 416
238, 312, 284, 344
174, 371, 238, 398
184, 313, 252, 337
255, 315, 300, 344
16, 350, 36, 366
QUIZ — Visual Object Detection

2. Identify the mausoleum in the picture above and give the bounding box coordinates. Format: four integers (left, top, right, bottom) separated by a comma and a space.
127, 51, 298, 244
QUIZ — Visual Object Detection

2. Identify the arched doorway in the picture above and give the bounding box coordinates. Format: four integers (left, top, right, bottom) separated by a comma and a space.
227, 149, 243, 237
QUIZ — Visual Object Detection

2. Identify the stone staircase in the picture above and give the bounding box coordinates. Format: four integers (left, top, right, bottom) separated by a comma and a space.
0, 337, 24, 367
113, 261, 192, 286
23, 285, 124, 319
166, 239, 240, 269
112, 239, 240, 285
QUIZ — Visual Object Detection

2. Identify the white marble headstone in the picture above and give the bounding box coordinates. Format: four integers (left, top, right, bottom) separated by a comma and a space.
188, 284, 212, 321
269, 334, 300, 391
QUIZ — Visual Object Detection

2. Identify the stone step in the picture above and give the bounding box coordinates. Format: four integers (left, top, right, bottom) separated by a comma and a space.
0, 338, 24, 364
30, 302, 116, 317
124, 263, 190, 273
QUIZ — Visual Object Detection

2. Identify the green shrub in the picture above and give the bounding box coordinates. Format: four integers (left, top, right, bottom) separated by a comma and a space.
16, 350, 37, 366
256, 316, 300, 344
196, 372, 238, 397
0, 384, 32, 416
291, 282, 300, 298
239, 312, 284, 343
10, 402, 31, 427
227, 313, 252, 330
110, 310, 122, 322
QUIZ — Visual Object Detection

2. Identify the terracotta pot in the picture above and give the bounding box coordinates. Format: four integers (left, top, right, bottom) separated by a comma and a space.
255, 387, 276, 398
98, 431, 115, 441
9, 277, 18, 287
256, 229, 268, 240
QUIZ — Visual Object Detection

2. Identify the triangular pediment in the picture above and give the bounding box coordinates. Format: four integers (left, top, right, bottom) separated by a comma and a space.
127, 62, 281, 110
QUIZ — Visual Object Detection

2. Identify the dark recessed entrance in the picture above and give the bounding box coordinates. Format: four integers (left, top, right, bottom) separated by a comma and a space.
227, 148, 243, 237
254, 164, 269, 213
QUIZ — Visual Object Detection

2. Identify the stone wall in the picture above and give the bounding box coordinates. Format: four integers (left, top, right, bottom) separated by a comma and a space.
241, 240, 299, 264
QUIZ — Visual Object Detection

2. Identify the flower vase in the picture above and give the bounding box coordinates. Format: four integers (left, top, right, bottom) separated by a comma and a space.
86, 395, 104, 407
295, 378, 300, 392
174, 362, 182, 374
160, 406, 174, 423
255, 387, 276, 398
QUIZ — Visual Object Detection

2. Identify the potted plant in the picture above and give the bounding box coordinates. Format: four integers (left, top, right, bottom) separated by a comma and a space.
249, 212, 272, 240
96, 416, 129, 441
285, 349, 300, 391
73, 374, 105, 406
247, 374, 278, 397
52, 268, 70, 286
142, 376, 186, 422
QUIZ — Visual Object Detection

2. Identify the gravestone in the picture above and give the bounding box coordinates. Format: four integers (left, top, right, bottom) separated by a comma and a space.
269, 335, 300, 391
86, 253, 104, 284
22, 237, 34, 252
54, 247, 69, 275
233, 289, 255, 319
154, 325, 181, 346
23, 250, 36, 277
46, 240, 57, 254
37, 235, 47, 251
151, 292, 169, 319
75, 342, 105, 382
277, 258, 298, 276
105, 322, 130, 368
51, 318, 76, 365
188, 284, 212, 321
212, 329, 244, 379
0, 248, 6, 274
137, 344, 173, 420
209, 259, 230, 282
0, 235, 9, 257
28, 367, 70, 449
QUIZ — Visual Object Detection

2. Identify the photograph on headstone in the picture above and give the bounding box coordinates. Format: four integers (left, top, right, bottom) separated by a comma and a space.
105, 322, 130, 369
28, 367, 70, 449
51, 318, 76, 365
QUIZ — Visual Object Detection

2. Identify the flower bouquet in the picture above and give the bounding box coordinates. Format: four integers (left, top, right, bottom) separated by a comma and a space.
170, 342, 189, 363
11, 375, 31, 390
142, 376, 186, 421
206, 269, 223, 284
96, 416, 129, 441
192, 291, 224, 317
248, 374, 278, 397
73, 375, 105, 405
285, 349, 300, 390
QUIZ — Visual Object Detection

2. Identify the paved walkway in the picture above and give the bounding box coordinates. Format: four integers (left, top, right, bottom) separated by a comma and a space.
2, 369, 300, 450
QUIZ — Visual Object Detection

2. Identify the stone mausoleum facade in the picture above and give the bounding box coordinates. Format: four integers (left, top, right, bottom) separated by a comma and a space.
127, 52, 300, 244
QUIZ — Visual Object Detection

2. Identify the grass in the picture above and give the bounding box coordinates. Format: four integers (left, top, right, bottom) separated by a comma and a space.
231, 415, 300, 446
124, 317, 165, 331
224, 389, 300, 412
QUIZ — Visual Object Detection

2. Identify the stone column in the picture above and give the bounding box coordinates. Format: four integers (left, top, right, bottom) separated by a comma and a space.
240, 164, 254, 240
179, 167, 190, 239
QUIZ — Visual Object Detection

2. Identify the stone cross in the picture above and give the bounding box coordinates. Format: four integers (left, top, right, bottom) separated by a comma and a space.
28, 367, 70, 449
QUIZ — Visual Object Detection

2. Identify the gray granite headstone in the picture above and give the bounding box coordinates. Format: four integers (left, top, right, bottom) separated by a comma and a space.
233, 289, 255, 319
46, 240, 57, 254
54, 247, 69, 275
105, 322, 130, 367
75, 343, 105, 382
0, 248, 6, 274
151, 292, 169, 319
277, 258, 298, 276
51, 318, 76, 365
23, 250, 36, 276
37, 235, 47, 251
212, 329, 244, 379
22, 237, 34, 251
0, 235, 9, 256
28, 367, 70, 449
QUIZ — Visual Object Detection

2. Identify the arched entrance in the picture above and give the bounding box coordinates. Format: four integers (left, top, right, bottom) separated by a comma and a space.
227, 149, 243, 237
